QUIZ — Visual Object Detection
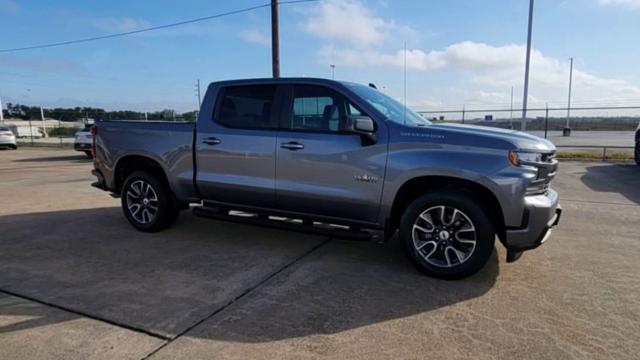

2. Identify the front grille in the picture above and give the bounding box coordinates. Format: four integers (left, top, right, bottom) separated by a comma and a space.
526, 151, 558, 195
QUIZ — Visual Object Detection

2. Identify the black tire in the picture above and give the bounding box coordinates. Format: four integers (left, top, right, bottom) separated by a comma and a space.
400, 191, 495, 280
121, 171, 179, 232
11, 144, 17, 150
635, 143, 639, 166
84, 151, 93, 159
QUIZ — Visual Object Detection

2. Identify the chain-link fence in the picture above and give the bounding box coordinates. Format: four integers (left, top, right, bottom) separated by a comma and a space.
418, 105, 639, 160
1, 106, 197, 148
2, 104, 638, 160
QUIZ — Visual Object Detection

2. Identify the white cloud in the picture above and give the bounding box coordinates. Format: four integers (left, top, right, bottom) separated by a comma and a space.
305, 0, 640, 109
323, 41, 640, 107
598, 0, 640, 8
303, 0, 395, 46
95, 17, 151, 32
239, 30, 270, 46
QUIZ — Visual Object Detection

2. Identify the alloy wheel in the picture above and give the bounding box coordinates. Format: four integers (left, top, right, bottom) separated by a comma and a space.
412, 206, 477, 268
126, 180, 159, 224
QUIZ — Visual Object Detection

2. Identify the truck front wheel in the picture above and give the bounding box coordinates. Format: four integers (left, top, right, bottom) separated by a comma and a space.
400, 191, 495, 279
121, 171, 179, 232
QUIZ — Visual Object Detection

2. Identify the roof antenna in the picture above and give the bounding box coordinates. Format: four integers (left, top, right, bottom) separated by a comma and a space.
368, 83, 377, 89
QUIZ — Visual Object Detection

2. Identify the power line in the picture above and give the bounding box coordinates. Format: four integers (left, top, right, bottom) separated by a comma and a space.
0, 0, 318, 53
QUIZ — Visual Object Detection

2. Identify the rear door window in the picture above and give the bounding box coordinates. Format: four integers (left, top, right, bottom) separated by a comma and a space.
215, 85, 278, 129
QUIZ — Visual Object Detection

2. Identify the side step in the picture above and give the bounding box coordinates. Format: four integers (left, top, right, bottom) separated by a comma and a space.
192, 206, 374, 241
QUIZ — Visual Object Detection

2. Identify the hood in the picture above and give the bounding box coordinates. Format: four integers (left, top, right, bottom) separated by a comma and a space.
428, 123, 556, 152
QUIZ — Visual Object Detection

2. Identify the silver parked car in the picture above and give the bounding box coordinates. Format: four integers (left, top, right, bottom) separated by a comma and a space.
74, 127, 93, 158
0, 126, 17, 149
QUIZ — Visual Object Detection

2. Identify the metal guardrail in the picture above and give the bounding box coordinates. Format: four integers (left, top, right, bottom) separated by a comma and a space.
555, 145, 635, 161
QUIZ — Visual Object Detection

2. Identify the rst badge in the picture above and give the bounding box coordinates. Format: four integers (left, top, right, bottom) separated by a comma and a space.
354, 174, 378, 183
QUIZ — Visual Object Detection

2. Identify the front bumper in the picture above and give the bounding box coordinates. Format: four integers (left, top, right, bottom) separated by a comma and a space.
74, 142, 91, 150
0, 137, 16, 146
504, 189, 562, 261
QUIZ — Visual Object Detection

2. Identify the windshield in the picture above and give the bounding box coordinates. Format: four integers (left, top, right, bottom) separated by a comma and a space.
346, 83, 431, 127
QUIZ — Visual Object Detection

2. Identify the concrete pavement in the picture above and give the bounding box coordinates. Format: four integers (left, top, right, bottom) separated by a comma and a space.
1, 148, 638, 359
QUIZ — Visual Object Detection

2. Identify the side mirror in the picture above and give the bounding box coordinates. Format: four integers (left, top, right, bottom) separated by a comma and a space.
345, 116, 377, 144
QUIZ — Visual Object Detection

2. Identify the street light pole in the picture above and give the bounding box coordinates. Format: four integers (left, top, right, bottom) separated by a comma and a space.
195, 79, 202, 108
330, 64, 335, 79
509, 86, 514, 129
521, 0, 534, 132
0, 95, 4, 124
564, 57, 573, 136
271, 0, 280, 78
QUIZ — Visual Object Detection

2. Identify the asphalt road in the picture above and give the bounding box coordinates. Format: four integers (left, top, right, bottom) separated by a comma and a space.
527, 130, 636, 147
0, 148, 638, 359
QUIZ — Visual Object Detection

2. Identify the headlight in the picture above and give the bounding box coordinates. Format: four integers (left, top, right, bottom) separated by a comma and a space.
509, 150, 543, 166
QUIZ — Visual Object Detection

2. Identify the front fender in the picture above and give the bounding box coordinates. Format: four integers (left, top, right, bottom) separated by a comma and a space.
378, 143, 528, 228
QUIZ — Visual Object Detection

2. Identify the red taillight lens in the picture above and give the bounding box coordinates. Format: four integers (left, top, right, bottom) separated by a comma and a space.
90, 126, 97, 158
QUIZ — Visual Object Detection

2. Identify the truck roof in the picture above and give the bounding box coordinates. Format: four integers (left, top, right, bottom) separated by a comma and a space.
208, 77, 359, 88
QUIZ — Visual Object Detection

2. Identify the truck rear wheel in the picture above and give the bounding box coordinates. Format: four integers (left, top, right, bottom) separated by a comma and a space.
121, 171, 179, 232
400, 191, 495, 279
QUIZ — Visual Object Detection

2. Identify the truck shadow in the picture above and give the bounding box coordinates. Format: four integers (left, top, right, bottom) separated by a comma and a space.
580, 163, 640, 204
0, 207, 498, 342
12, 155, 91, 163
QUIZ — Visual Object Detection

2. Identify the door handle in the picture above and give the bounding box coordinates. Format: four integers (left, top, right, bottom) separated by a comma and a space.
280, 142, 304, 150
202, 137, 221, 145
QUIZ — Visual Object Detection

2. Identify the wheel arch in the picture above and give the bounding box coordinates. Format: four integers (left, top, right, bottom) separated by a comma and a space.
114, 155, 171, 195
386, 175, 506, 242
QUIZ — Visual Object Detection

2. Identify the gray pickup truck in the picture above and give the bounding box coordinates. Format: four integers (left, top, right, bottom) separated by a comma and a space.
91, 78, 561, 279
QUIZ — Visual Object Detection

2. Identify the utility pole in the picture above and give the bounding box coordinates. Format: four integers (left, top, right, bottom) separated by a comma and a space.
40, 106, 48, 138
521, 0, 534, 132
564, 57, 573, 137
0, 95, 4, 124
271, 0, 280, 78
330, 64, 335, 80
509, 86, 514, 129
28, 115, 33, 145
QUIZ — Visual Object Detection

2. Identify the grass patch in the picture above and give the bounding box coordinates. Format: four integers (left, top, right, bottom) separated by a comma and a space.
557, 151, 634, 160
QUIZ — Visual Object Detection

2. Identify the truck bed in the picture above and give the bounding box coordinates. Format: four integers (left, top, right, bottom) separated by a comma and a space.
94, 120, 197, 201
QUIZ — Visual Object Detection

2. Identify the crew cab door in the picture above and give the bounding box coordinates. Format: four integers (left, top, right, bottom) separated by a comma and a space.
275, 85, 388, 223
195, 84, 282, 207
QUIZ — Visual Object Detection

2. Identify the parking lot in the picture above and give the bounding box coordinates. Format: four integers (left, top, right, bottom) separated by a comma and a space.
1, 148, 639, 359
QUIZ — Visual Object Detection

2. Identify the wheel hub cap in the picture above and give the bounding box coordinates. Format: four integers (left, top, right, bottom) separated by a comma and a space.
125, 180, 158, 224
411, 205, 477, 268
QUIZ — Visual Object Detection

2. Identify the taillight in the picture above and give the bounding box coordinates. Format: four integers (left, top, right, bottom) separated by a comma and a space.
90, 126, 97, 158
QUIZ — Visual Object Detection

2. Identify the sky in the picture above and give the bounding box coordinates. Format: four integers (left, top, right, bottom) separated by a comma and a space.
0, 0, 639, 114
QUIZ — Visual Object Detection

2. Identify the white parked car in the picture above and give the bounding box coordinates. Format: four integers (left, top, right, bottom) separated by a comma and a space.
74, 127, 93, 158
0, 126, 17, 150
